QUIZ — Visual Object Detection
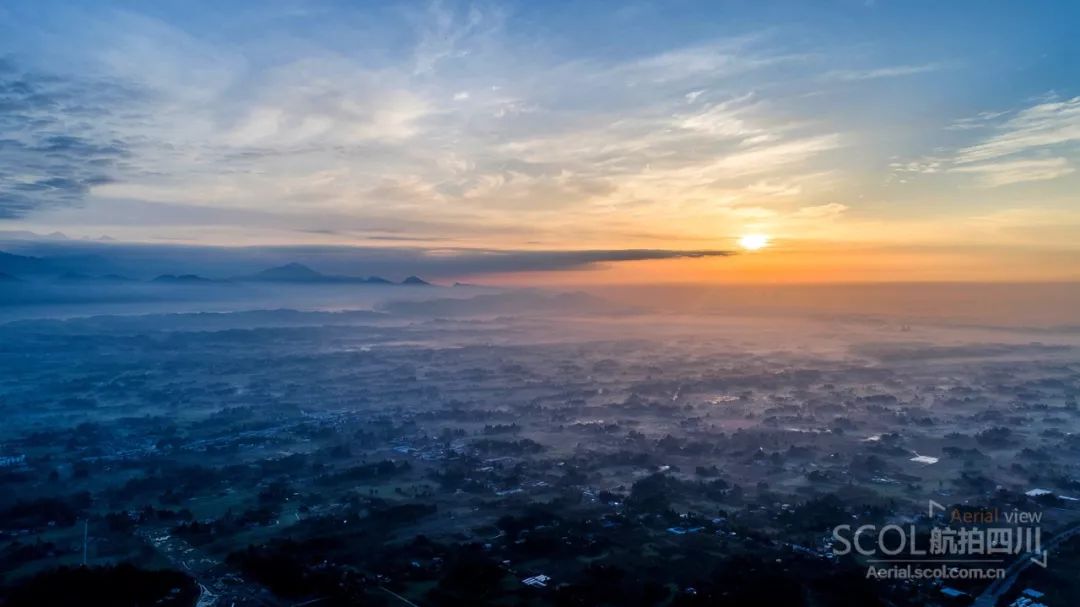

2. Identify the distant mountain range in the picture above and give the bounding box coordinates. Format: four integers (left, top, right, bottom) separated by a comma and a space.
0, 252, 432, 287
152, 274, 218, 284
55, 272, 135, 283
0, 251, 52, 276
0, 250, 119, 277
236, 263, 430, 286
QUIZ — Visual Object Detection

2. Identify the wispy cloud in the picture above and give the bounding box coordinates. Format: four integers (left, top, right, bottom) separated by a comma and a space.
792, 202, 848, 219
0, 0, 860, 235
613, 38, 808, 85
5, 0, 1066, 254
950, 157, 1074, 187
897, 96, 1080, 187
945, 110, 1008, 131
821, 63, 944, 82
954, 96, 1080, 164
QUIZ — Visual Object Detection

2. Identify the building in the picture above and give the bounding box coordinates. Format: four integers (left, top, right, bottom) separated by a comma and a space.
522, 574, 551, 588
0, 454, 26, 468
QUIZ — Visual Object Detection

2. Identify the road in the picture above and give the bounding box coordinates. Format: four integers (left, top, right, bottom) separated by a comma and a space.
972, 522, 1080, 607
380, 586, 423, 607
136, 525, 285, 607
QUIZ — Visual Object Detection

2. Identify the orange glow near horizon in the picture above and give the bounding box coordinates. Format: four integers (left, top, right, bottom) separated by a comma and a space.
465, 240, 1080, 287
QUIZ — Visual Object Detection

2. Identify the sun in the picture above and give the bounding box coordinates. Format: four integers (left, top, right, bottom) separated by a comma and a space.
738, 234, 770, 251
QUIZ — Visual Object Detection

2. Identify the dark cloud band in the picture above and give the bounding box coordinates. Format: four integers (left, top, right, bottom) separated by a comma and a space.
0, 60, 134, 218
0, 239, 735, 280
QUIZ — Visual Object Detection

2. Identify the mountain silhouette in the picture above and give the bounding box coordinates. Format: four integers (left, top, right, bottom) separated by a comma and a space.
248, 263, 328, 282
152, 274, 215, 284
54, 272, 134, 283
0, 251, 52, 276
238, 263, 425, 286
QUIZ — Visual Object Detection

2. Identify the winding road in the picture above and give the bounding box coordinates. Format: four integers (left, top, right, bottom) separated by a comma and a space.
972, 521, 1080, 607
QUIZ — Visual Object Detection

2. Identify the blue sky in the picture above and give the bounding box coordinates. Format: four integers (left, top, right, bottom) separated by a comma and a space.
0, 1, 1078, 280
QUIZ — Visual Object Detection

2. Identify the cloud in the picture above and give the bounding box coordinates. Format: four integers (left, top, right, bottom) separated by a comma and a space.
678, 93, 760, 137
0, 64, 134, 217
889, 157, 945, 175
2, 239, 735, 279
684, 89, 705, 103
411, 1, 496, 76
709, 134, 841, 174
950, 157, 1074, 187
212, 53, 432, 149
945, 110, 1008, 131
822, 63, 944, 82
792, 202, 848, 219
438, 248, 736, 273
0, 5, 912, 242
954, 96, 1080, 164
896, 96, 1080, 187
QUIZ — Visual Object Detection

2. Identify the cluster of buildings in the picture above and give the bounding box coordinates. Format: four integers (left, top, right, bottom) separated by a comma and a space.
1009, 587, 1048, 607
0, 454, 26, 468
522, 574, 551, 588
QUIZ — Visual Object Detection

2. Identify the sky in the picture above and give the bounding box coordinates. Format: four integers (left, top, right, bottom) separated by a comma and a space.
1, 0, 1078, 283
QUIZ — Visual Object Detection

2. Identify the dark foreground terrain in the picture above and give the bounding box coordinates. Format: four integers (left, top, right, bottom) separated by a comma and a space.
2, 296, 1079, 606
